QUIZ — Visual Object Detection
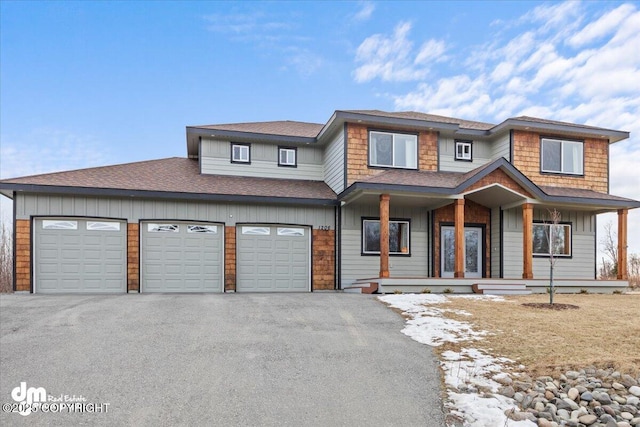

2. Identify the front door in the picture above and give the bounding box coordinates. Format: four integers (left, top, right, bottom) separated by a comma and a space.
441, 226, 483, 278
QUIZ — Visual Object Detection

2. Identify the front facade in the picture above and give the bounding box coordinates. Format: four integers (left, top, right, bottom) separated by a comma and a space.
1, 110, 638, 294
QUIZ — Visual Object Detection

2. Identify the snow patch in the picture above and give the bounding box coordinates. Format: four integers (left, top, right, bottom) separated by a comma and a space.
379, 294, 535, 427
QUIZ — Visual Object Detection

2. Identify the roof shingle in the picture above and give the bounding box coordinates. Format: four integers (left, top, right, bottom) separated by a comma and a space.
0, 157, 337, 201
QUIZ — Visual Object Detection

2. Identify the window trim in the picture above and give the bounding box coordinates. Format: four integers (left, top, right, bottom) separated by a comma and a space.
230, 143, 251, 164
361, 217, 411, 256
455, 140, 473, 162
368, 130, 419, 170
532, 220, 573, 258
278, 146, 297, 168
540, 137, 584, 176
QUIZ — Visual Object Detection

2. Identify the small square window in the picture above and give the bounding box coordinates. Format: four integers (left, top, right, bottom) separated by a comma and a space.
533, 222, 571, 257
278, 147, 297, 167
455, 141, 472, 161
231, 144, 250, 163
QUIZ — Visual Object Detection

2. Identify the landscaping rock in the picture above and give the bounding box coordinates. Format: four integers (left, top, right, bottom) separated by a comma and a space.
499, 385, 515, 398
578, 414, 598, 425
568, 387, 580, 401
629, 386, 640, 397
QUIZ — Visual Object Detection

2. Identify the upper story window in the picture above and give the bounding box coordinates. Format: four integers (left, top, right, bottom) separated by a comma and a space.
455, 140, 472, 161
278, 147, 297, 167
231, 143, 251, 163
369, 131, 417, 169
541, 138, 583, 175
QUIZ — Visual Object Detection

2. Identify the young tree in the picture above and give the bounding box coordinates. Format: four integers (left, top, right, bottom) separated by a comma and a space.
599, 221, 618, 279
544, 209, 562, 304
0, 222, 12, 293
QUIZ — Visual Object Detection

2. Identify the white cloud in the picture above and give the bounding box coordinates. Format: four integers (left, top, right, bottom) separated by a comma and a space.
568, 3, 636, 47
353, 1, 375, 22
353, 22, 447, 83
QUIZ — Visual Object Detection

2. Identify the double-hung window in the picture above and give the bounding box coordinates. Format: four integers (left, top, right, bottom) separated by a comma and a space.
369, 131, 417, 169
231, 143, 250, 163
362, 218, 410, 255
532, 222, 571, 257
541, 138, 583, 175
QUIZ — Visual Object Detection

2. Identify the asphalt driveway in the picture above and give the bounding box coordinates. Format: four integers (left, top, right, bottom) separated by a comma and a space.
0, 293, 444, 426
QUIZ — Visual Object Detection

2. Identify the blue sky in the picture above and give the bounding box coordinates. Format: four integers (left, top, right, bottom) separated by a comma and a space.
1, 0, 639, 257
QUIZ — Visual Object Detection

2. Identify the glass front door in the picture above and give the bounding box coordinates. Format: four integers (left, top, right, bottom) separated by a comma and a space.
441, 226, 483, 278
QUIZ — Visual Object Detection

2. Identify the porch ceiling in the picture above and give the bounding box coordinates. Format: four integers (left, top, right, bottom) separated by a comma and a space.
464, 185, 526, 208
343, 191, 455, 209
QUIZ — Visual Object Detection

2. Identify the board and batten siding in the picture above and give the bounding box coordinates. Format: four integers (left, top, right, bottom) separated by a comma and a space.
491, 131, 511, 161
491, 208, 501, 278
438, 137, 492, 172
15, 194, 335, 228
200, 138, 324, 180
340, 204, 429, 286
323, 129, 345, 194
502, 207, 596, 279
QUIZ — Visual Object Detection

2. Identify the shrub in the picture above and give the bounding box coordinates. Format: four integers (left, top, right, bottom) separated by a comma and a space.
443, 288, 453, 294
421, 287, 431, 294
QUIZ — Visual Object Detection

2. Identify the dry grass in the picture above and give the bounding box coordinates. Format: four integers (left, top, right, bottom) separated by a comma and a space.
440, 294, 640, 377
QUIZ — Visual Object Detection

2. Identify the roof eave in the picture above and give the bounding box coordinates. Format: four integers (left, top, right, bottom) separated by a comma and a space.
1, 183, 339, 206
186, 127, 319, 158
491, 119, 629, 143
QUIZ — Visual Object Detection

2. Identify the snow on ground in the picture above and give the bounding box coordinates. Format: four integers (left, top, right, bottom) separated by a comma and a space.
379, 294, 535, 427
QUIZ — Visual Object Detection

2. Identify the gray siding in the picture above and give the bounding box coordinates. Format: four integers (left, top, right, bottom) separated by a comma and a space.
340, 204, 429, 286
491, 208, 501, 278
491, 131, 511, 161
439, 137, 491, 172
323, 129, 345, 194
502, 207, 596, 279
200, 138, 324, 180
15, 194, 335, 228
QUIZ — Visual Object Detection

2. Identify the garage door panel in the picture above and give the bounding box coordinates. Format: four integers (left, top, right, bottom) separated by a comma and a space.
35, 218, 126, 294
237, 225, 310, 292
141, 222, 223, 293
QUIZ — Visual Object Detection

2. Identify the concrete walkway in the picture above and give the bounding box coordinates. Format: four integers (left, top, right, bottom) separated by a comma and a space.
0, 293, 445, 426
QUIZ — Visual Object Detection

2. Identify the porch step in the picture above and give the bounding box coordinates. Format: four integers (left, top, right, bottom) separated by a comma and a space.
472, 283, 531, 295
343, 280, 379, 294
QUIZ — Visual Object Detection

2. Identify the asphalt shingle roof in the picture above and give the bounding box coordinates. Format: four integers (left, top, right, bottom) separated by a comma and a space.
192, 121, 324, 138
0, 157, 337, 201
342, 110, 496, 130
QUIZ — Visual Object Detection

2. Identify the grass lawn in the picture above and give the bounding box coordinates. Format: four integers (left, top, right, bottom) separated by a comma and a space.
440, 293, 640, 377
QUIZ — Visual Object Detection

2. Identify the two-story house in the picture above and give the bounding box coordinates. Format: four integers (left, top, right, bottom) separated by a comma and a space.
1, 110, 638, 294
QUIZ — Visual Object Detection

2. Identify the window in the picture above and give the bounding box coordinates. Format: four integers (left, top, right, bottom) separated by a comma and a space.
42, 220, 77, 230
87, 221, 121, 231
231, 143, 250, 163
532, 222, 571, 257
369, 131, 417, 169
277, 227, 304, 236
242, 226, 270, 235
362, 219, 410, 255
187, 225, 218, 233
278, 147, 297, 167
455, 141, 472, 161
541, 138, 583, 175
147, 223, 179, 232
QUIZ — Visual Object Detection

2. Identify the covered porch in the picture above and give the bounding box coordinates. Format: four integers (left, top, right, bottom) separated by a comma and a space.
339, 162, 633, 294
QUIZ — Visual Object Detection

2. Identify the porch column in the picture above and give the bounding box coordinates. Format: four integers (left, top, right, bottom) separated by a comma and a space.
522, 203, 533, 279
454, 199, 465, 278
617, 209, 628, 280
379, 194, 390, 278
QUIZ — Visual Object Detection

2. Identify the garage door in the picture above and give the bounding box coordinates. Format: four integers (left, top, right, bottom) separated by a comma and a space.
141, 222, 223, 292
34, 218, 126, 293
236, 225, 310, 292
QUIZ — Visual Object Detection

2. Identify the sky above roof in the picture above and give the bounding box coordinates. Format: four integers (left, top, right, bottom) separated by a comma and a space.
1, 0, 639, 255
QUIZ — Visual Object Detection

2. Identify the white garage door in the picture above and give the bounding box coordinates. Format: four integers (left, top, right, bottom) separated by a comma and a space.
236, 225, 310, 292
141, 222, 223, 293
34, 218, 126, 293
